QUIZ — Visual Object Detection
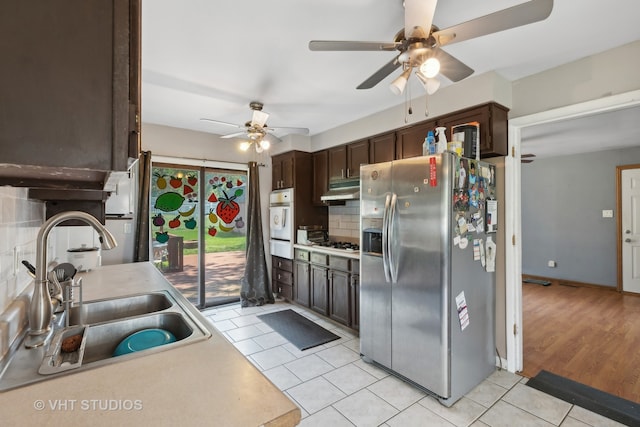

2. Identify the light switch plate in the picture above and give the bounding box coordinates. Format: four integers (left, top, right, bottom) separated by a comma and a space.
602, 210, 614, 218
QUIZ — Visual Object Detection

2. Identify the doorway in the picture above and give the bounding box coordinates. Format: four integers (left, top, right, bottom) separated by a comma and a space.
506, 89, 640, 373
619, 165, 640, 293
150, 160, 248, 309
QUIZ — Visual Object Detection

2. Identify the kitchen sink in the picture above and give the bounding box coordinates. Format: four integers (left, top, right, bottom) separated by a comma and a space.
67, 292, 173, 325
0, 290, 212, 391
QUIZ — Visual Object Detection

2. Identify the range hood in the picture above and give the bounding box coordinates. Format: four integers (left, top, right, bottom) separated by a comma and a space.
321, 178, 360, 202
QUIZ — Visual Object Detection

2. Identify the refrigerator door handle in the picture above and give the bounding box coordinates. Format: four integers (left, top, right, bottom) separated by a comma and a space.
382, 193, 392, 283
388, 193, 399, 283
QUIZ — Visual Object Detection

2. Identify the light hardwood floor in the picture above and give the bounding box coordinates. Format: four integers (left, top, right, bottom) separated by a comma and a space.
522, 281, 640, 403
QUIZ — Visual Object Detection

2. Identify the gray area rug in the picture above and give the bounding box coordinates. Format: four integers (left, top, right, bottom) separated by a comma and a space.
257, 309, 340, 350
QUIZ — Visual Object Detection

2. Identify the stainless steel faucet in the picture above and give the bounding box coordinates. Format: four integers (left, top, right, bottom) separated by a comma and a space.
24, 211, 117, 349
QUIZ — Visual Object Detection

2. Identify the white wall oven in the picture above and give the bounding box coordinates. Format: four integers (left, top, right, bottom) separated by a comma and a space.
269, 188, 294, 259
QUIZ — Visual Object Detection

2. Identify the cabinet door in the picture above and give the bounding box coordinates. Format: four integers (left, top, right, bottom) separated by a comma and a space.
370, 132, 396, 164
272, 158, 282, 190
294, 261, 310, 307
281, 153, 295, 188
347, 139, 369, 178
396, 121, 436, 159
0, 0, 136, 173
350, 274, 359, 330
328, 145, 347, 181
312, 150, 328, 205
437, 103, 508, 158
310, 265, 328, 315
329, 270, 350, 326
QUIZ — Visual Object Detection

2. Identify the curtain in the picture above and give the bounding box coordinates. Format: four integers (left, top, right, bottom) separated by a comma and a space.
134, 150, 152, 262
240, 161, 274, 307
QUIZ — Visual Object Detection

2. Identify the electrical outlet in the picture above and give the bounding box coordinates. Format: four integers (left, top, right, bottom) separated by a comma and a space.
123, 222, 132, 234
548, 260, 557, 268
602, 210, 614, 218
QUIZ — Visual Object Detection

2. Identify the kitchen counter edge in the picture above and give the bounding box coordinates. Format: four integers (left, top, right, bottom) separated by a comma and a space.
0, 262, 301, 427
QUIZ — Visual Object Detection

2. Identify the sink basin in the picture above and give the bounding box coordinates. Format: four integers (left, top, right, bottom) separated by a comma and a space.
0, 290, 212, 391
67, 292, 173, 325
83, 312, 193, 364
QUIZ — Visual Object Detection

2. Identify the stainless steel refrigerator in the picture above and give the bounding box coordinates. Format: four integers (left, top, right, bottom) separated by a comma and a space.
360, 153, 497, 407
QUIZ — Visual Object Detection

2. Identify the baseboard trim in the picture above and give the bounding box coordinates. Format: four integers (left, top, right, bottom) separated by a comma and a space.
522, 274, 617, 291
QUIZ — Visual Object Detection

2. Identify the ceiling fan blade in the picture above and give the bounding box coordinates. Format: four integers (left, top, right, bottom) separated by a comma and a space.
263, 133, 282, 144
357, 56, 402, 89
405, 0, 437, 38
221, 131, 247, 139
309, 40, 400, 51
433, 0, 553, 47
251, 109, 269, 127
433, 49, 474, 82
266, 126, 310, 136
200, 118, 244, 129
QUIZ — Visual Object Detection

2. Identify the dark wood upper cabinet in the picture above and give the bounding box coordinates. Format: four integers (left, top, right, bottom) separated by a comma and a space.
369, 132, 396, 164
272, 152, 295, 190
347, 139, 369, 178
0, 0, 141, 189
328, 145, 347, 181
396, 120, 436, 159
437, 102, 508, 158
312, 150, 328, 205
328, 139, 369, 181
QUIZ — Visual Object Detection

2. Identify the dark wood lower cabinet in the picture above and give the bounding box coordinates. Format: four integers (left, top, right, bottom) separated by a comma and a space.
310, 264, 328, 316
329, 269, 350, 325
350, 274, 359, 330
272, 256, 293, 300
294, 261, 310, 307
282, 251, 359, 331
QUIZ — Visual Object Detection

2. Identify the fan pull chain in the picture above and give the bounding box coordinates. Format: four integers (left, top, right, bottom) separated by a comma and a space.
424, 95, 430, 118
404, 79, 413, 123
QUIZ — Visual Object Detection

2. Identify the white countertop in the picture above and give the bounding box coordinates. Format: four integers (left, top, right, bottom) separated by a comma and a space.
0, 262, 300, 427
293, 244, 360, 260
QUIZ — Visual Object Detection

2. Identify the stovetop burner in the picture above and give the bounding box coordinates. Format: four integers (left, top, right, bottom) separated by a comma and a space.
319, 241, 360, 251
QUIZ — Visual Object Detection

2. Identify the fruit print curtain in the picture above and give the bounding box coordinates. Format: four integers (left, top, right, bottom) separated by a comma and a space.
240, 162, 274, 307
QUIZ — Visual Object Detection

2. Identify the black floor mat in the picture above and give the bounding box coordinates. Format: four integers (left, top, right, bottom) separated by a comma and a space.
257, 309, 340, 351
526, 370, 640, 426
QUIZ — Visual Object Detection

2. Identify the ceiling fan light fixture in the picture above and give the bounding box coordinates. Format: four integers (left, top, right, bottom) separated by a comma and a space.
259, 139, 270, 150
390, 67, 412, 95
239, 141, 251, 151
415, 71, 441, 95
419, 57, 440, 79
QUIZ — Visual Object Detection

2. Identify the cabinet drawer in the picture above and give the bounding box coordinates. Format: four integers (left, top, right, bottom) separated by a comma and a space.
275, 270, 293, 286
273, 257, 293, 273
295, 249, 310, 262
329, 256, 350, 272
310, 253, 328, 265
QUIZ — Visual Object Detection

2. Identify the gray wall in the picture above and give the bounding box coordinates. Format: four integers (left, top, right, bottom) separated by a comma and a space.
522, 146, 640, 287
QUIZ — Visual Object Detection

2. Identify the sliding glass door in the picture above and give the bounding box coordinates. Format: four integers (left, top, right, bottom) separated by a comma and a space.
150, 162, 247, 308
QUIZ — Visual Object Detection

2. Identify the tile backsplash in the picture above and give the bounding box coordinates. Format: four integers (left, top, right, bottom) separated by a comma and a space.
0, 187, 46, 313
328, 200, 360, 243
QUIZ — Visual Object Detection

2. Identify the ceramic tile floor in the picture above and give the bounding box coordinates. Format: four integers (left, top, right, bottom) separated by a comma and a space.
202, 301, 625, 427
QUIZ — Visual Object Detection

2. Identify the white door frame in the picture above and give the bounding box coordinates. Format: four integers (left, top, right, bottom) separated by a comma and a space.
504, 89, 640, 373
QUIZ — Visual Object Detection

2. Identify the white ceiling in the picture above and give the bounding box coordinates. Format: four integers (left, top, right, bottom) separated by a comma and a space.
142, 0, 640, 151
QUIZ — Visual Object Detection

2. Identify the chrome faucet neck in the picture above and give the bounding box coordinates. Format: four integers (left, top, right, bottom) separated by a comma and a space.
26, 211, 117, 349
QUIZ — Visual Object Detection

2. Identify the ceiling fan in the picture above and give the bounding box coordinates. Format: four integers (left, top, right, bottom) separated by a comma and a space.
309, 0, 553, 95
200, 102, 310, 152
